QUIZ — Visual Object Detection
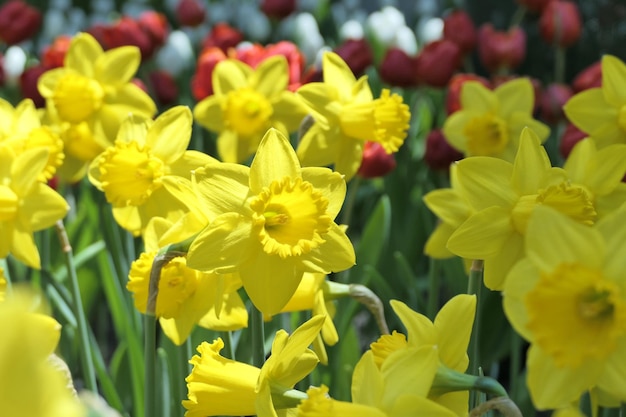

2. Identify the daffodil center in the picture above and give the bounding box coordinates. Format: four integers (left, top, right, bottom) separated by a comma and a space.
339, 89, 410, 153
250, 176, 332, 258
463, 113, 509, 156
4, 127, 64, 181
510, 181, 596, 234
224, 88, 273, 137
52, 73, 104, 124
99, 140, 165, 207
525, 263, 626, 367
0, 185, 18, 221
156, 257, 199, 319
618, 105, 626, 132
64, 122, 104, 162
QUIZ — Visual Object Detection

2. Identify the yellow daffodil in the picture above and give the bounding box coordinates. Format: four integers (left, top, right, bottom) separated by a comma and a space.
296, 52, 410, 181
0, 268, 6, 302
564, 55, 626, 148
184, 315, 325, 417
194, 56, 308, 164
423, 164, 473, 260
297, 347, 456, 417
273, 272, 339, 365
443, 78, 549, 160
0, 288, 84, 417
445, 128, 626, 290
0, 98, 64, 181
38, 32, 156, 180
503, 206, 626, 409
0, 147, 69, 269
185, 128, 355, 316
88, 106, 216, 236
368, 295, 476, 416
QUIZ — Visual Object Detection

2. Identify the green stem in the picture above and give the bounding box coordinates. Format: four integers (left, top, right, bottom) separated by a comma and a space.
222, 330, 236, 360
509, 5, 527, 29
341, 175, 362, 227
554, 46, 566, 84
467, 260, 484, 407
250, 304, 266, 368
55, 221, 98, 392
509, 330, 523, 401
144, 315, 157, 417
427, 257, 440, 320
176, 340, 191, 417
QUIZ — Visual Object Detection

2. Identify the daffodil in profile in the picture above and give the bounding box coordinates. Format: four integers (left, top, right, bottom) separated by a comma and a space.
443, 78, 549, 160
194, 56, 308, 163
127, 218, 248, 345
0, 98, 64, 181
296, 52, 410, 181
503, 206, 626, 409
564, 55, 626, 148
0, 147, 69, 269
88, 106, 216, 236
445, 128, 626, 290
0, 288, 84, 417
183, 315, 325, 417
186, 128, 355, 316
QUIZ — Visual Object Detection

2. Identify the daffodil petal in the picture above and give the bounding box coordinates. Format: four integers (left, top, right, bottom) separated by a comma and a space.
322, 52, 357, 101
334, 135, 363, 182
297, 83, 339, 126
596, 206, 626, 281
601, 55, 626, 106
192, 163, 250, 216
255, 382, 277, 417
297, 123, 337, 167
460, 81, 497, 112
447, 206, 514, 260
442, 111, 476, 153
250, 129, 301, 194
424, 223, 455, 258
495, 77, 533, 118
525, 206, 605, 273
351, 351, 385, 407
10, 148, 48, 195
169, 151, 218, 178
66, 33, 102, 76
389, 395, 458, 417
502, 258, 539, 341
511, 127, 552, 195
146, 106, 192, 164
390, 300, 436, 346
585, 144, 626, 195
0, 222, 13, 258
271, 91, 309, 132
563, 88, 617, 135
527, 345, 602, 410
382, 346, 438, 401
508, 113, 550, 144
562, 138, 594, 183
301, 167, 346, 219
299, 222, 355, 273
193, 95, 225, 132
456, 157, 517, 210
423, 188, 471, 226
215, 130, 241, 163
112, 205, 142, 236
596, 337, 626, 400
11, 227, 40, 269
435, 294, 476, 372
252, 56, 289, 97
213, 60, 251, 95
187, 213, 254, 272
95, 46, 140, 85
159, 315, 196, 346
19, 184, 69, 231
198, 291, 248, 331
483, 231, 524, 291
239, 251, 301, 315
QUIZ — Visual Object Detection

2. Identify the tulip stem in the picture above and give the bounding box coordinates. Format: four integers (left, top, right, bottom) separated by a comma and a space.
467, 259, 484, 407
341, 176, 362, 227
144, 314, 157, 417
251, 304, 266, 368
55, 220, 98, 393
427, 257, 440, 320
509, 330, 523, 400
554, 46, 566, 84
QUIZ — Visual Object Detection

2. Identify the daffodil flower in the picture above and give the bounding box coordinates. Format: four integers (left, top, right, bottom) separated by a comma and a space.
38, 32, 156, 180
127, 217, 248, 346
183, 315, 325, 417
0, 289, 84, 417
186, 128, 355, 316
443, 78, 549, 160
88, 105, 216, 236
194, 56, 308, 163
503, 205, 626, 409
296, 52, 410, 181
0, 98, 64, 181
444, 128, 626, 290
564, 55, 626, 148
0, 147, 69, 269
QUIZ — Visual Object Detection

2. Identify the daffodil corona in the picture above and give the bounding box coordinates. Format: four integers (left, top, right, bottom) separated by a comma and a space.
186, 128, 355, 315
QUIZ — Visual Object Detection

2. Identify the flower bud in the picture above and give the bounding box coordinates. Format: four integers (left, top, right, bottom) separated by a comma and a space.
559, 123, 587, 159
102, 17, 154, 60
149, 70, 179, 106
415, 39, 461, 88
539, 0, 581, 48
175, 0, 206, 27
424, 129, 463, 171
539, 82, 573, 124
333, 38, 373, 77
202, 23, 244, 53
137, 11, 169, 54
19, 64, 46, 107
191, 47, 227, 101
443, 10, 477, 54
572, 60, 601, 92
478, 24, 526, 73
41, 35, 71, 69
357, 142, 397, 178
0, 0, 42, 45
379, 48, 417, 88
261, 0, 296, 19
446, 73, 491, 114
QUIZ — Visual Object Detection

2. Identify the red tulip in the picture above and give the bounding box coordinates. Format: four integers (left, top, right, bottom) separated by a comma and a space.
175, 0, 206, 27
260, 0, 296, 19
572, 61, 602, 92
333, 38, 373, 77
443, 10, 477, 54
357, 142, 397, 178
478, 24, 526, 73
379, 48, 417, 88
415, 40, 461, 88
202, 23, 244, 53
446, 73, 491, 115
41, 35, 72, 69
539, 0, 581, 47
149, 70, 179, 106
424, 129, 463, 171
191, 47, 227, 100
0, 0, 41, 45
20, 65, 47, 107
559, 123, 587, 159
539, 82, 573, 124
